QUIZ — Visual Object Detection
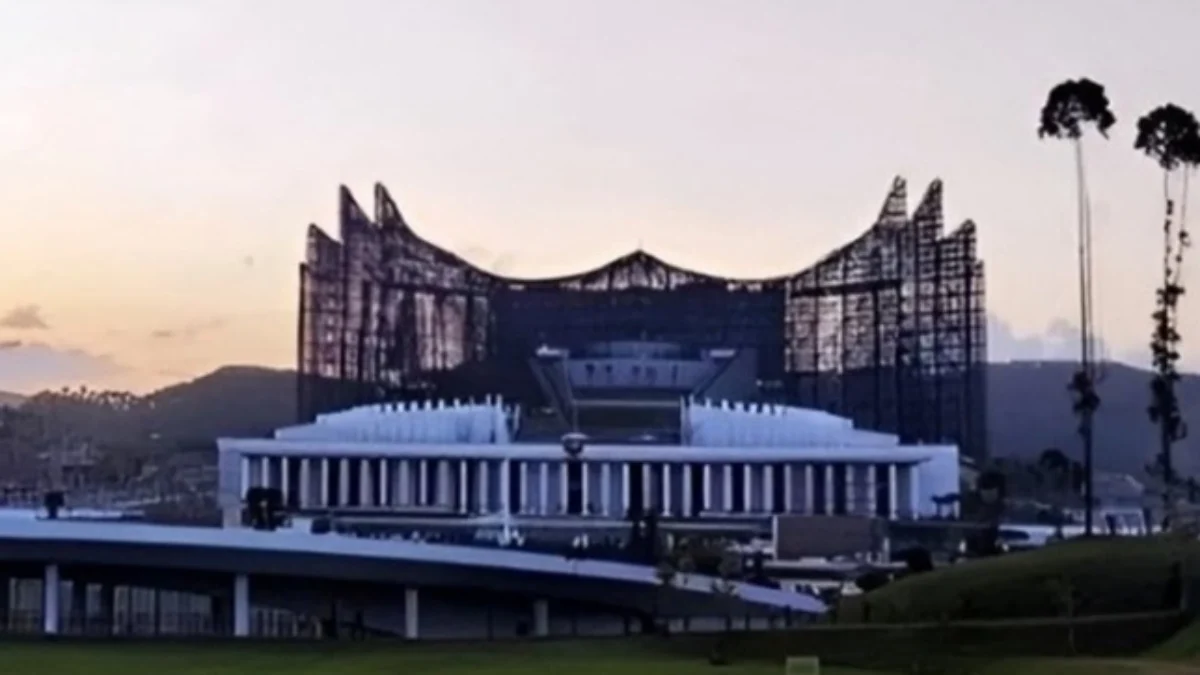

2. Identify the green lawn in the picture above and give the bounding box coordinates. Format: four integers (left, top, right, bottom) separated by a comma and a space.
0, 641, 883, 675
4, 638, 1199, 674
840, 535, 1196, 622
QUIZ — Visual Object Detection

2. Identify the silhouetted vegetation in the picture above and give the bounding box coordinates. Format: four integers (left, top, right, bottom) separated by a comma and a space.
1137, 103, 1200, 526
1038, 77, 1117, 535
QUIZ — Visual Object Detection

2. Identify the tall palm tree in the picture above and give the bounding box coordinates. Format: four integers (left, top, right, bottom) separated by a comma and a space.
1038, 78, 1118, 536
1135, 103, 1200, 529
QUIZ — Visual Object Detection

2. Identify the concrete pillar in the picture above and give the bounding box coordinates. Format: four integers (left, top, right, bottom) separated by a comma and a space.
518, 461, 529, 514
378, 458, 389, 508
404, 587, 419, 640
722, 464, 733, 512
458, 460, 469, 513
418, 460, 429, 506
580, 461, 589, 515
682, 464, 693, 516
319, 458, 330, 507
620, 463, 631, 515
43, 564, 60, 635
804, 464, 815, 514
783, 464, 794, 513
764, 465, 775, 513
280, 456, 290, 505
702, 464, 712, 512
742, 463, 753, 513
233, 574, 250, 638
600, 462, 612, 517
338, 458, 350, 506
661, 463, 672, 516
888, 463, 899, 519
239, 456, 251, 497
539, 462, 550, 515
299, 458, 311, 508
533, 598, 549, 638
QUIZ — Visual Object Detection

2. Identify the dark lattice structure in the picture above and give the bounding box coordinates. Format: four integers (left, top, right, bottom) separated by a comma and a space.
297, 178, 988, 460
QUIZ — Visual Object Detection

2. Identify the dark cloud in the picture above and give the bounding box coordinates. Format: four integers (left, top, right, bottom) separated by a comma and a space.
0, 341, 126, 393
0, 304, 49, 330
150, 318, 227, 341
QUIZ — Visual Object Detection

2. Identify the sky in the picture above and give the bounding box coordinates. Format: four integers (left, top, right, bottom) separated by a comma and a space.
1, 0, 1199, 394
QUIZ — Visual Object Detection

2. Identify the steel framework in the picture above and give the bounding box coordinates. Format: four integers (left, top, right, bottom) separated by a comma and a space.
297, 178, 987, 460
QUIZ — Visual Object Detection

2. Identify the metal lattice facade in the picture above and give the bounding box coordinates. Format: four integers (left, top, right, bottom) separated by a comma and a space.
297, 178, 987, 460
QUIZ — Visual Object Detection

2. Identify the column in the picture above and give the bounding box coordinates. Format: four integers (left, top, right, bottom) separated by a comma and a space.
533, 598, 549, 638
280, 456, 290, 504
722, 465, 733, 512
299, 458, 311, 508
783, 464, 794, 514
600, 463, 612, 517
641, 464, 653, 512
399, 460, 411, 506
319, 459, 330, 507
437, 460, 451, 507
804, 465, 815, 514
418, 460, 429, 506
559, 461, 569, 514
378, 458, 390, 508
239, 456, 251, 497
621, 463, 631, 516
702, 464, 712, 513
359, 459, 372, 507
866, 465, 879, 517
580, 462, 590, 515
888, 463, 899, 520
764, 465, 775, 513
479, 460, 491, 514
742, 463, 753, 513
519, 461, 529, 514
338, 459, 350, 506
845, 465, 856, 515
909, 465, 920, 518
682, 464, 693, 516
661, 464, 672, 516
259, 456, 272, 489
42, 564, 60, 635
501, 458, 512, 515
233, 574, 250, 638
824, 465, 834, 514
404, 587, 419, 640
538, 462, 550, 515
459, 461, 470, 514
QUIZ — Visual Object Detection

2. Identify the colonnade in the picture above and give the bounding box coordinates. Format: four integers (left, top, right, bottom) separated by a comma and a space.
241, 455, 922, 520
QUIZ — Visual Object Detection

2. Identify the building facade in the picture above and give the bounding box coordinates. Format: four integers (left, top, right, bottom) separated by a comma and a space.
296, 177, 988, 461
217, 399, 959, 527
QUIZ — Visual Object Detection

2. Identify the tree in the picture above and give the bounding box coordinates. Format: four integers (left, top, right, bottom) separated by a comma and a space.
1136, 103, 1200, 530
1038, 78, 1117, 537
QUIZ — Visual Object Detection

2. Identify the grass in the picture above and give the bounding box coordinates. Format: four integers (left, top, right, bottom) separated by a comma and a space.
4, 639, 1199, 674
840, 535, 1196, 622
0, 640, 884, 675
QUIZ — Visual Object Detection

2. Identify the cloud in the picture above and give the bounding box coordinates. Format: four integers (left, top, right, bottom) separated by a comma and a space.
0, 341, 127, 393
988, 314, 1116, 363
149, 318, 227, 341
0, 304, 49, 330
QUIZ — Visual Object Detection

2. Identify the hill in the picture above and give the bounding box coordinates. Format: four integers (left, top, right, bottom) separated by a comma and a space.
10, 360, 1197, 476
988, 360, 1200, 477
0, 391, 25, 408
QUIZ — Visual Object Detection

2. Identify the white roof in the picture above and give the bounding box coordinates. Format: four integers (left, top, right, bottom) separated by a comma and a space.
0, 518, 825, 614
219, 437, 946, 464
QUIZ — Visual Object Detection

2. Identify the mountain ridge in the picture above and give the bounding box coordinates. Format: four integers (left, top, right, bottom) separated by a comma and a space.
14, 361, 1200, 477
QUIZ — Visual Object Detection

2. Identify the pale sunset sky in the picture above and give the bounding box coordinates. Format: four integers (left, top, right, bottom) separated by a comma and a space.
1, 0, 1199, 394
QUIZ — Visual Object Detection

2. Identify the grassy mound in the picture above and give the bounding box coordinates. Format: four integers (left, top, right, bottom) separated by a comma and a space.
840, 535, 1195, 622
1145, 618, 1200, 660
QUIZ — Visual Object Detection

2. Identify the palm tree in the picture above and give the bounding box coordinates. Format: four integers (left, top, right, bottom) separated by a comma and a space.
1135, 103, 1200, 529
1038, 78, 1118, 537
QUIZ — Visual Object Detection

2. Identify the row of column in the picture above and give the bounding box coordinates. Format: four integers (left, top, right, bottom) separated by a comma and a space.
243, 456, 920, 520
35, 564, 551, 640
